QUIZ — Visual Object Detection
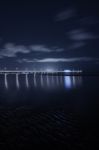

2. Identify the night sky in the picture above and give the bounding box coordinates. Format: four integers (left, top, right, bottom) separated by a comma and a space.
0, 0, 99, 71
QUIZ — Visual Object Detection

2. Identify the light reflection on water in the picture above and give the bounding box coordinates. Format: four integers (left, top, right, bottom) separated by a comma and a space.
64, 76, 71, 89
4, 73, 8, 89
2, 74, 83, 90
64, 76, 82, 89
16, 74, 20, 89
0, 75, 99, 113
25, 74, 29, 88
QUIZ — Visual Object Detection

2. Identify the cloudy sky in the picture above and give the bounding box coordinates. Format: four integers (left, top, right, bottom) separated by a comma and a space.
0, 0, 99, 70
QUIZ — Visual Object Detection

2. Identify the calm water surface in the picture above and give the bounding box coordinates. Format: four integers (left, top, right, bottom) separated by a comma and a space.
0, 75, 98, 109
0, 75, 99, 147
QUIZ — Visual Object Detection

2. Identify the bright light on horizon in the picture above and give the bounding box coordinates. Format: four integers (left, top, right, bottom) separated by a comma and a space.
64, 69, 83, 73
64, 70, 72, 73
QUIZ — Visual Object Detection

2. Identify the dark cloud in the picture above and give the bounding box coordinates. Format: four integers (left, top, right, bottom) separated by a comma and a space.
0, 43, 64, 58
55, 9, 75, 21
68, 29, 95, 41
69, 42, 86, 50
30, 45, 64, 52
0, 43, 29, 57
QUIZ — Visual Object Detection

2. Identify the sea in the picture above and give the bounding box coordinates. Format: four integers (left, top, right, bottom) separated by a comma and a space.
0, 74, 99, 148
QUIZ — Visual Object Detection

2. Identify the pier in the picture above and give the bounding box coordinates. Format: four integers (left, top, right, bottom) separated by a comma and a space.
0, 70, 83, 89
